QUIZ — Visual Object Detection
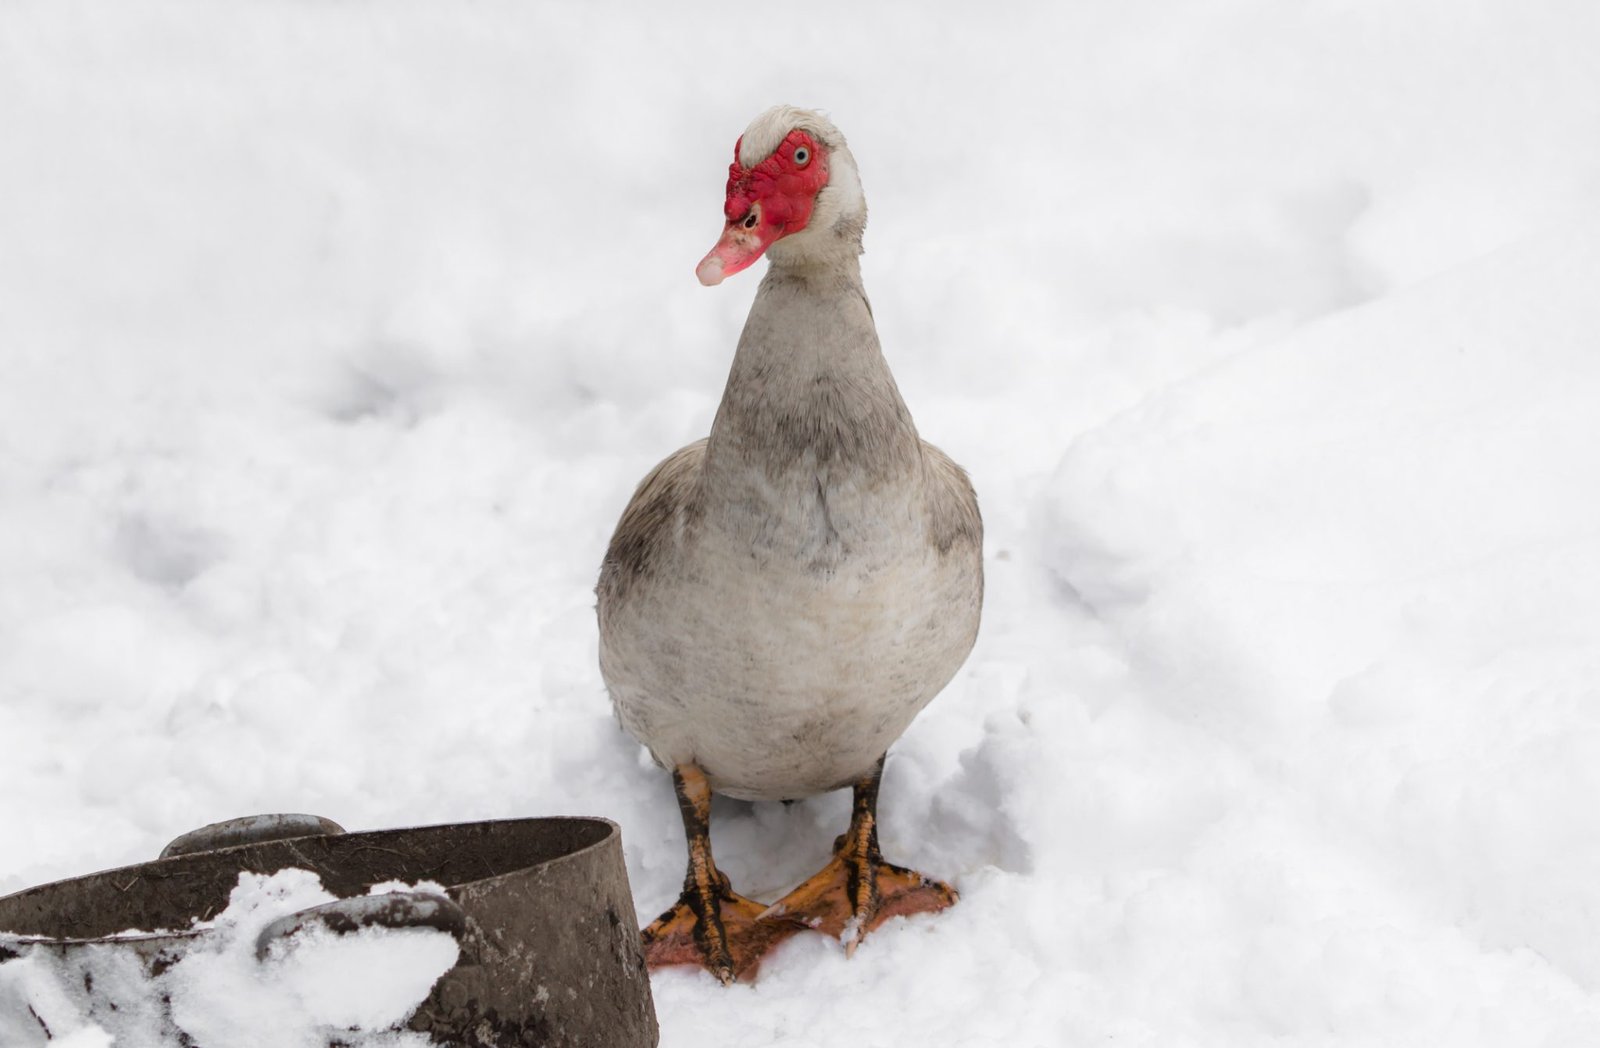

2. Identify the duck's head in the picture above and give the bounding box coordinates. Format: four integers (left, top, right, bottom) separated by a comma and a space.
696, 106, 867, 287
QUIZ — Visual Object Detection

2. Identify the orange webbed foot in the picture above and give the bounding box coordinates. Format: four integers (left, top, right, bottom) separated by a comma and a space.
761, 852, 957, 955
642, 873, 803, 983
643, 764, 806, 984
760, 755, 957, 956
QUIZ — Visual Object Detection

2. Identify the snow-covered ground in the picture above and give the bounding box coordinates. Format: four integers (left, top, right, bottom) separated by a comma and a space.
4, 1, 1600, 1044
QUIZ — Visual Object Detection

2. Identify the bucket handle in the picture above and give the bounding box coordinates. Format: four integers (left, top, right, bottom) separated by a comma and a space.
254, 891, 470, 962
160, 814, 346, 859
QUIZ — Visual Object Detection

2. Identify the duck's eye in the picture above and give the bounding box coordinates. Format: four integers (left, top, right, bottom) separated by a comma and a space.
793, 146, 810, 167
742, 213, 759, 229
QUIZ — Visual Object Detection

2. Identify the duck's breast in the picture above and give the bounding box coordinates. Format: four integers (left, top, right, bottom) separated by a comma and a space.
602, 463, 981, 799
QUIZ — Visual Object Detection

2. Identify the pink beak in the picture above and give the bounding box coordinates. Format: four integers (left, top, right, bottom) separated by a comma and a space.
696, 205, 779, 287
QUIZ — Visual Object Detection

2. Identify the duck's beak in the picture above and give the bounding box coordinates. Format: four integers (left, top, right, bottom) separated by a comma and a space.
696, 203, 780, 287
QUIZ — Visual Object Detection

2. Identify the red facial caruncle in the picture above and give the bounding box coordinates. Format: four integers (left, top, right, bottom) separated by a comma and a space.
696, 129, 830, 286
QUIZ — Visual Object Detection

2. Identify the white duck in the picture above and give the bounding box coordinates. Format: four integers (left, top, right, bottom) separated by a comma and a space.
597, 105, 983, 983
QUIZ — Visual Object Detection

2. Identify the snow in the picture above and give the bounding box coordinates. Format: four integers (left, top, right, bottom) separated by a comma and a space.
3, 1, 1600, 1045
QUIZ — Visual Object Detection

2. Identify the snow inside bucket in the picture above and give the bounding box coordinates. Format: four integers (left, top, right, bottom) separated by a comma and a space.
0, 870, 459, 1048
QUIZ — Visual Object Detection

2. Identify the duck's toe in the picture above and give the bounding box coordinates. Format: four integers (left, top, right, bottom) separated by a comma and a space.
760, 852, 957, 956
642, 877, 803, 983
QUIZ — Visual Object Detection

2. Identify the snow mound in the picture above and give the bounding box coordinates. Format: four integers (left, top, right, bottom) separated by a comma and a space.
1030, 218, 1600, 1028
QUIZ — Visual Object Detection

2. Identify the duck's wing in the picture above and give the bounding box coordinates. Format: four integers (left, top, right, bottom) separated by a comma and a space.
920, 440, 983, 557
597, 438, 709, 615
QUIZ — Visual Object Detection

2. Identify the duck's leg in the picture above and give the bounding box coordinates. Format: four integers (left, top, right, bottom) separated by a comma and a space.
641, 763, 801, 983
760, 755, 957, 955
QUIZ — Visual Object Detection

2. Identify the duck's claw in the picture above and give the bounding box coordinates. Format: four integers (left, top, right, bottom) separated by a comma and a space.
760, 851, 957, 956
642, 876, 801, 983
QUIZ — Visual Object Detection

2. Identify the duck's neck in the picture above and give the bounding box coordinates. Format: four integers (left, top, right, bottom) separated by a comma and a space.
704, 255, 920, 489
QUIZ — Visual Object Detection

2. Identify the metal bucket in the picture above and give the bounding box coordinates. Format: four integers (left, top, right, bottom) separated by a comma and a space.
0, 815, 658, 1047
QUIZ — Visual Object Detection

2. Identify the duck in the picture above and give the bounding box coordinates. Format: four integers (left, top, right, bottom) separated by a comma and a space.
596, 105, 983, 984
